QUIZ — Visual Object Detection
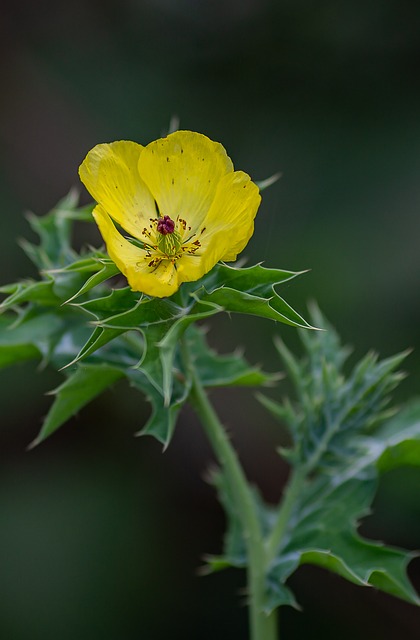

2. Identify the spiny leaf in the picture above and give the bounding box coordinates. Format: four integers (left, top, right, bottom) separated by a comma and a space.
257, 308, 420, 611
29, 363, 124, 448
127, 366, 191, 448
22, 191, 81, 270
263, 403, 420, 610
48, 255, 120, 303
95, 296, 184, 330
134, 322, 172, 395
206, 469, 248, 569
48, 252, 110, 276
267, 307, 411, 470
299, 536, 418, 602
189, 263, 313, 329
0, 315, 41, 368
200, 263, 303, 297
257, 393, 294, 424
0, 280, 59, 311
187, 325, 279, 389
158, 301, 221, 404
63, 289, 144, 367
198, 287, 312, 329
0, 310, 69, 367
72, 287, 140, 320
63, 326, 127, 368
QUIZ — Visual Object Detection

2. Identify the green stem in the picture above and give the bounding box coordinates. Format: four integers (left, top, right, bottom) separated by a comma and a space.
182, 339, 278, 640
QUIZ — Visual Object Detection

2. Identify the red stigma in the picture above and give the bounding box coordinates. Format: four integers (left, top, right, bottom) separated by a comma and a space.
157, 215, 175, 235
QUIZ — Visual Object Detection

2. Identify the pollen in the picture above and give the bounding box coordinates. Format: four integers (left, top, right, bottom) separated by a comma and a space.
139, 213, 202, 271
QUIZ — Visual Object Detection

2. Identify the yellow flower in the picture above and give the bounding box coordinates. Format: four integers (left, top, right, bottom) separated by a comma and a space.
79, 131, 261, 298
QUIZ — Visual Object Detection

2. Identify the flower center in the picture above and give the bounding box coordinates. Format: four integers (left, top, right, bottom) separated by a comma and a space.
139, 214, 203, 270
157, 215, 175, 235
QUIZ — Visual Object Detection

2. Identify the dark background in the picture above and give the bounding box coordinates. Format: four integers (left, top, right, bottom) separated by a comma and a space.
1, 1, 419, 638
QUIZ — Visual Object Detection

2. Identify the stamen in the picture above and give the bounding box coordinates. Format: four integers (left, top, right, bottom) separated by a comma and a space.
140, 213, 201, 271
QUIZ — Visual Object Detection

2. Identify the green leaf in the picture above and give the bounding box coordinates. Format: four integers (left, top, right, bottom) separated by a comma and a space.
72, 287, 140, 320
202, 263, 302, 296
256, 394, 297, 446
264, 306, 410, 470
48, 255, 120, 303
64, 289, 143, 366
264, 572, 300, 610
338, 399, 420, 478
0, 343, 39, 369
127, 365, 191, 448
96, 296, 184, 330
299, 536, 418, 601
194, 263, 313, 329
206, 469, 248, 570
0, 315, 41, 368
210, 308, 420, 612
274, 465, 420, 606
63, 326, 127, 368
157, 301, 221, 404
1, 189, 312, 452
21, 191, 81, 270
198, 286, 311, 328
186, 325, 279, 388
0, 310, 71, 367
29, 363, 124, 447
134, 323, 172, 395
206, 468, 275, 566
258, 308, 420, 611
0, 280, 59, 310
206, 468, 301, 610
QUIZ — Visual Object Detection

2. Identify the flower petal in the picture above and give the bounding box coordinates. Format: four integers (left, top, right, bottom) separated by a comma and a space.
93, 205, 179, 298
79, 141, 156, 240
176, 170, 261, 283
212, 171, 261, 262
137, 131, 234, 231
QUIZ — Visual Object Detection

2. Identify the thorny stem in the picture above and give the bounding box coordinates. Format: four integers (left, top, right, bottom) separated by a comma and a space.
181, 337, 278, 640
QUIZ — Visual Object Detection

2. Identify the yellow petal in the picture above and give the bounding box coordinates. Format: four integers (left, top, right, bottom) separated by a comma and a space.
138, 131, 234, 231
79, 141, 156, 240
93, 205, 179, 298
212, 171, 261, 262
176, 170, 261, 283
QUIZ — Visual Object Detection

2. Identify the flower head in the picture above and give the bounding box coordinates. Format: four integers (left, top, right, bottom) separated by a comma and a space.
79, 131, 261, 298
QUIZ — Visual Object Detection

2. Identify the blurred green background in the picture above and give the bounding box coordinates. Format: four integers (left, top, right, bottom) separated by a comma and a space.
1, 1, 419, 638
